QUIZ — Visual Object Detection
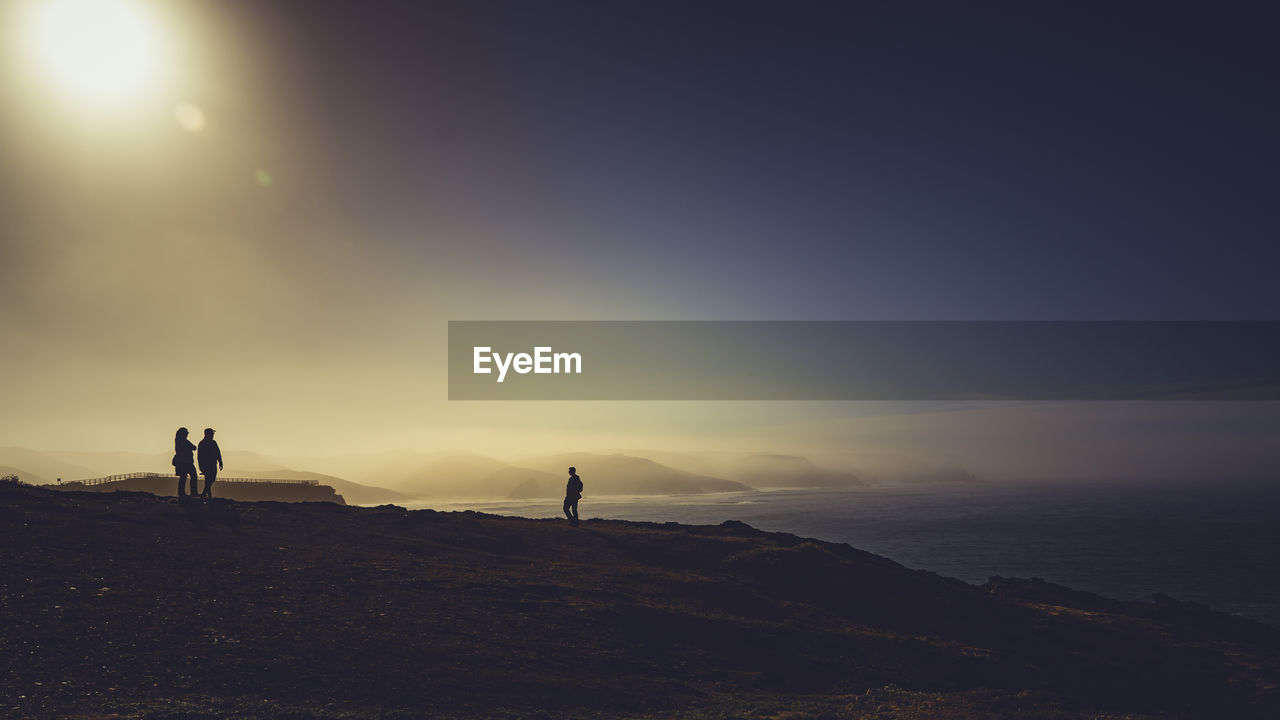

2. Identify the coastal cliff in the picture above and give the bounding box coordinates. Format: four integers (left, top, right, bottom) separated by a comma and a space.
1, 481, 1277, 719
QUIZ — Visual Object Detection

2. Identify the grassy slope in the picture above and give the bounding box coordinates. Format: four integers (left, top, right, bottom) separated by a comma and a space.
1, 481, 1277, 719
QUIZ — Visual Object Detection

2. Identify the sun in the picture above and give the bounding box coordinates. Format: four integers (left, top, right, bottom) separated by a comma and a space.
23, 0, 166, 109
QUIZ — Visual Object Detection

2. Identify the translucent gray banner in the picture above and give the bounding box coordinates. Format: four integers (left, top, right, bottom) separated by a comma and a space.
447, 321, 1280, 400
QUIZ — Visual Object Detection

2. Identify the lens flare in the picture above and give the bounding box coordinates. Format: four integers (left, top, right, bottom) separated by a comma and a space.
174, 102, 205, 132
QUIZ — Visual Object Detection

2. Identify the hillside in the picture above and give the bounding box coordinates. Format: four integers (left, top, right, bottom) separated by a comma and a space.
225, 469, 408, 506
1, 481, 1277, 719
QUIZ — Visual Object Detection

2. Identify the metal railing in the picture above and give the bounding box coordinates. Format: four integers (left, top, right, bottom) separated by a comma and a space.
70, 472, 318, 487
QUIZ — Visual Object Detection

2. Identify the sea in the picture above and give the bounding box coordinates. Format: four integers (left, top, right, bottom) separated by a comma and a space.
401, 478, 1280, 628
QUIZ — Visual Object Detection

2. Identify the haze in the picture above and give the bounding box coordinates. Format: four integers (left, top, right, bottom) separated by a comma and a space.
3, 1, 1279, 485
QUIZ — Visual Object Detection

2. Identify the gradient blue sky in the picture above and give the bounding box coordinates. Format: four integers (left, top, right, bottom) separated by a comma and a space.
221, 0, 1280, 320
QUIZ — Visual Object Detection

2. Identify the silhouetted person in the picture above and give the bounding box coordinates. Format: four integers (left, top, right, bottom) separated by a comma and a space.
564, 466, 583, 526
173, 427, 198, 499
198, 428, 223, 499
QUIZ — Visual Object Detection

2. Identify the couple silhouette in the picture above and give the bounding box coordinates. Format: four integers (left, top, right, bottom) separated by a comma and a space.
174, 427, 222, 500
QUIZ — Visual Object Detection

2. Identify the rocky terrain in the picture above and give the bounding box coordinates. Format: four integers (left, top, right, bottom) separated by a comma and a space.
2, 479, 1278, 719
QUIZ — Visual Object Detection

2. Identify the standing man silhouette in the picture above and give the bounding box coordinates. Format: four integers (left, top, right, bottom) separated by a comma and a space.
173, 427, 198, 499
564, 466, 583, 526
197, 428, 223, 500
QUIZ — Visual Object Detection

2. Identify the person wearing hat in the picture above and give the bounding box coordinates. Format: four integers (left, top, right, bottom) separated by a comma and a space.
197, 428, 223, 500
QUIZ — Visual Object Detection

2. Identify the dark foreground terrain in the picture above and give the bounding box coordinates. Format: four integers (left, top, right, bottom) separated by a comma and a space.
2, 481, 1278, 719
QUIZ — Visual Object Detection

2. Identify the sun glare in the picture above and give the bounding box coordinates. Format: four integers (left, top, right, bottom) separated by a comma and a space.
24, 0, 166, 109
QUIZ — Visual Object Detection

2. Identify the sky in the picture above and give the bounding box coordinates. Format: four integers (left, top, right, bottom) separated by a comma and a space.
1, 0, 1278, 476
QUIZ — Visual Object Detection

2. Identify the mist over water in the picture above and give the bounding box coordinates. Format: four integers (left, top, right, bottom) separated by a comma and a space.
405, 479, 1280, 627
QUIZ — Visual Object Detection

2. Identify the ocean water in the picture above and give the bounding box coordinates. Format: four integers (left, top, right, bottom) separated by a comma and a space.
402, 478, 1280, 627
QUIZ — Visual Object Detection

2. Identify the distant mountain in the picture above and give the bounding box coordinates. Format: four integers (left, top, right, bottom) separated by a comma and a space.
229, 469, 408, 506
609, 450, 726, 477
3, 445, 971, 503
517, 453, 752, 495
633, 449, 979, 488
0, 447, 100, 485
287, 450, 754, 498
603, 450, 865, 489
0, 465, 43, 484
487, 466, 563, 499
326, 451, 510, 495
709, 452, 866, 489
324, 453, 567, 499
216, 450, 294, 473
48, 450, 167, 476
277, 449, 432, 487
